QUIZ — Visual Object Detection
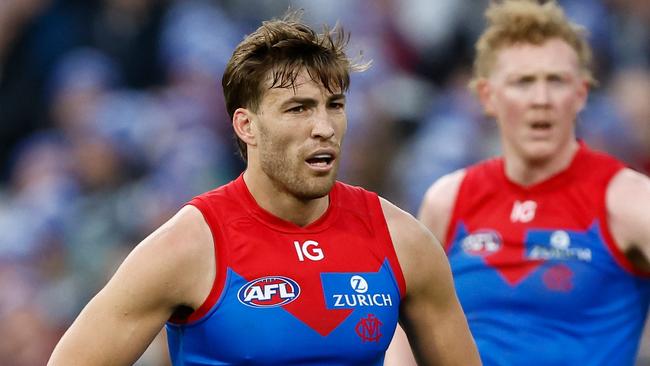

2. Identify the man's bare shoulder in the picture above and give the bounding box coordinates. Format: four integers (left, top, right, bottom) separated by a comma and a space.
378, 198, 448, 287
124, 204, 215, 308
418, 169, 466, 240
141, 205, 213, 258
608, 168, 650, 201
420, 169, 466, 216
379, 198, 431, 246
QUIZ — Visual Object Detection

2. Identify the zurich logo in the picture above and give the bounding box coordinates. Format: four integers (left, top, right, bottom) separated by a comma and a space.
350, 275, 368, 293
237, 276, 301, 308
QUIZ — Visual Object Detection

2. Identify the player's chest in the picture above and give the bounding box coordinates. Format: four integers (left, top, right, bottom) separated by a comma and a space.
449, 192, 610, 287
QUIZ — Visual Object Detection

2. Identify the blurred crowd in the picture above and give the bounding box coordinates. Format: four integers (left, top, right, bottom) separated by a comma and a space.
0, 0, 648, 365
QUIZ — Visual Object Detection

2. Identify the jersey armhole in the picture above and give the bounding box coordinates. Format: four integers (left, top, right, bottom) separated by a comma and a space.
599, 168, 650, 278
168, 197, 229, 324
368, 193, 407, 299
599, 220, 650, 277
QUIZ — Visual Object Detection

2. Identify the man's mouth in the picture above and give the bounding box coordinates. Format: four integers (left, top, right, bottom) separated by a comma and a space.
531, 121, 552, 130
306, 153, 334, 167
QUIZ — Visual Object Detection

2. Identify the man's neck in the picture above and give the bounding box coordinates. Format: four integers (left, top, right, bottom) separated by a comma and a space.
504, 140, 579, 187
242, 170, 330, 227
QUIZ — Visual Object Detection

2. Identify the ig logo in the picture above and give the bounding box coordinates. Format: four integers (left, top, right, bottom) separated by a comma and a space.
510, 200, 537, 223
293, 240, 324, 261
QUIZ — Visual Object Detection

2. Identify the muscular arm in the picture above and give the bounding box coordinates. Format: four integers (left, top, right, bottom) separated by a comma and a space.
607, 168, 650, 272
48, 206, 215, 365
385, 171, 468, 365
381, 198, 480, 366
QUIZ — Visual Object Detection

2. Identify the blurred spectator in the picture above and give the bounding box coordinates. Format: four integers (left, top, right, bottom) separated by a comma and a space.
91, 0, 168, 88
608, 67, 650, 174
387, 69, 499, 213
0, 0, 54, 178
0, 131, 76, 365
47, 48, 121, 138
0, 132, 75, 261
0, 264, 61, 366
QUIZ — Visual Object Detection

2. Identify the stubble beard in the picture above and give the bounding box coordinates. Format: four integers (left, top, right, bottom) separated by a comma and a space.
259, 143, 338, 201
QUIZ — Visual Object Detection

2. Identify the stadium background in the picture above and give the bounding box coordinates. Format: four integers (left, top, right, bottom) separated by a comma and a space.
0, 0, 648, 364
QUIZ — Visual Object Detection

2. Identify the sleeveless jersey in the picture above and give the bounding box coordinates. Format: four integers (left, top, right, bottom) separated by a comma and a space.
166, 175, 406, 365
446, 143, 650, 365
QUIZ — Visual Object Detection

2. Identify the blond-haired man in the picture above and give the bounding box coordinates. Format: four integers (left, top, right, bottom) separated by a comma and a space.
389, 1, 650, 365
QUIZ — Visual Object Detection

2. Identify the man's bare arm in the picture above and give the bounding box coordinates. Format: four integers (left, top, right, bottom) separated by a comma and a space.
48, 206, 214, 365
417, 170, 466, 242
607, 168, 650, 272
382, 198, 480, 365
385, 170, 469, 365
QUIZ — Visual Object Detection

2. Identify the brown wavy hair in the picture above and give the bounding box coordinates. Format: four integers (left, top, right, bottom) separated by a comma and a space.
222, 10, 369, 160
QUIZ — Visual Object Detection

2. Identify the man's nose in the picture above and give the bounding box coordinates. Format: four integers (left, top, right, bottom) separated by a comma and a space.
310, 108, 335, 140
531, 81, 551, 106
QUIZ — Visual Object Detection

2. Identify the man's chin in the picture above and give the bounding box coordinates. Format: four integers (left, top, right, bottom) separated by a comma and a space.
520, 140, 558, 160
523, 149, 557, 166
296, 176, 337, 200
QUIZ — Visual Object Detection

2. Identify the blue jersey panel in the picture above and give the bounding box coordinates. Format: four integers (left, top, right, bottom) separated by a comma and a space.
167, 259, 401, 365
450, 222, 650, 366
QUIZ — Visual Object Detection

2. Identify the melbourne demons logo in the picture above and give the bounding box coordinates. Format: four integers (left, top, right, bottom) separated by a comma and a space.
237, 276, 301, 308
355, 314, 383, 342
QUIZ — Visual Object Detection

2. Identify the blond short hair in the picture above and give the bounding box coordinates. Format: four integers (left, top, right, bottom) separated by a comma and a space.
469, 0, 596, 92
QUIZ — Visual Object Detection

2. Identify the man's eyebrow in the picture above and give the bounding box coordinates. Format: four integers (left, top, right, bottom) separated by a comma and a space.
279, 97, 317, 109
279, 94, 346, 108
329, 94, 346, 102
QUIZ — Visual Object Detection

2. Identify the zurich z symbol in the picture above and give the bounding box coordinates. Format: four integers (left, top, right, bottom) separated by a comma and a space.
237, 276, 300, 308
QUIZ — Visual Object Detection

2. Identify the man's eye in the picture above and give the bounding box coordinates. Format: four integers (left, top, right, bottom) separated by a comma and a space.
287, 106, 305, 113
330, 102, 345, 110
516, 77, 534, 85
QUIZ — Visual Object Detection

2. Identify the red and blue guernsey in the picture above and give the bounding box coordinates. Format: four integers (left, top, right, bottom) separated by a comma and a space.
446, 143, 650, 365
166, 175, 406, 365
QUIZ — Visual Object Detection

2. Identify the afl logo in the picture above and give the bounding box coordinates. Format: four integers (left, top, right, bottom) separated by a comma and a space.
237, 276, 301, 308
461, 230, 502, 256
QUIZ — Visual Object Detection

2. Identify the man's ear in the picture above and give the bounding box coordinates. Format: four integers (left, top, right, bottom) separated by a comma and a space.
476, 78, 496, 117
575, 79, 589, 113
233, 108, 257, 147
